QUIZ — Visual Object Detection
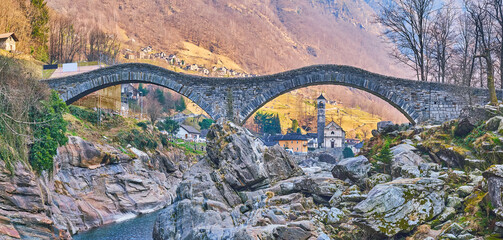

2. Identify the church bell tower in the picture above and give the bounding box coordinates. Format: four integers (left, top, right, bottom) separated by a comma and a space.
317, 94, 326, 148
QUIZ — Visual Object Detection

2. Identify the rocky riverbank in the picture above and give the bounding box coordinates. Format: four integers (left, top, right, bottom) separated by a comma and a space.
153, 106, 503, 240
0, 136, 195, 239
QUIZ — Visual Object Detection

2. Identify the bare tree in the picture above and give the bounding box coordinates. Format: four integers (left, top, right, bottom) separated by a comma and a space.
49, 15, 85, 63
377, 0, 435, 82
87, 27, 120, 63
429, 5, 457, 83
145, 94, 162, 127
490, 0, 503, 88
452, 13, 478, 86
466, 0, 499, 105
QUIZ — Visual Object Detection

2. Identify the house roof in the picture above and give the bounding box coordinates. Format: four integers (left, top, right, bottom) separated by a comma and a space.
354, 141, 364, 149
180, 124, 200, 134
260, 133, 311, 146
200, 129, 209, 138
279, 133, 309, 141
317, 94, 326, 100
0, 33, 18, 41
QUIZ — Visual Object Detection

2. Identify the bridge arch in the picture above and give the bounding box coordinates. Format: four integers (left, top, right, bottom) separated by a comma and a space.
44, 63, 502, 125
240, 82, 415, 125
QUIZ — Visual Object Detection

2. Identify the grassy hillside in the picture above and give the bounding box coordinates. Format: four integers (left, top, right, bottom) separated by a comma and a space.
244, 85, 410, 140
45, 0, 412, 77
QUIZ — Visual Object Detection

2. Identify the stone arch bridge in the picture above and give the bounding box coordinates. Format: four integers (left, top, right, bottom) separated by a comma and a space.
43, 63, 502, 125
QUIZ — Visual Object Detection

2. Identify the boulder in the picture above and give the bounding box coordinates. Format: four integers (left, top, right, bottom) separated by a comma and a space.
263, 145, 303, 184
377, 121, 395, 133
390, 144, 425, 179
483, 165, 503, 217
318, 153, 338, 164
331, 156, 371, 183
353, 178, 445, 237
486, 116, 503, 132
206, 122, 270, 190
57, 136, 131, 169
454, 118, 475, 137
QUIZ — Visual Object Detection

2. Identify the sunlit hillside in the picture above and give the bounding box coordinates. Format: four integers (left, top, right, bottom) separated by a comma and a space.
244, 85, 410, 139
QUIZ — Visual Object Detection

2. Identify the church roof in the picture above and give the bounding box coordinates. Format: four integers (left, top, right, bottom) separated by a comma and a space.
325, 121, 344, 131
317, 94, 326, 100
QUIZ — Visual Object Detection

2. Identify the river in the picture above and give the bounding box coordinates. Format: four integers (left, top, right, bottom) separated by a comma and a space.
72, 211, 160, 240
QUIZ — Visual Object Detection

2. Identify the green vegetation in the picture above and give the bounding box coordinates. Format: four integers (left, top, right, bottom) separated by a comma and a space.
175, 97, 187, 112
137, 121, 149, 131
116, 129, 158, 150
254, 112, 281, 134
138, 83, 149, 96
199, 119, 215, 130
0, 55, 67, 173
288, 119, 300, 133
343, 147, 355, 158
157, 119, 180, 134
372, 140, 393, 174
29, 92, 68, 172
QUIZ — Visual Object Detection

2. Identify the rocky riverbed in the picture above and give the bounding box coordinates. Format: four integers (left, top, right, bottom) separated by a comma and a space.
2, 105, 503, 239
0, 136, 195, 239
152, 106, 503, 239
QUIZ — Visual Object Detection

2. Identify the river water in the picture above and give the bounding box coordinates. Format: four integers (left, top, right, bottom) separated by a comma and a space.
72, 211, 160, 240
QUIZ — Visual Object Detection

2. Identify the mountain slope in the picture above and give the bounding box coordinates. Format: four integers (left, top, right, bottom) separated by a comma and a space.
46, 0, 411, 77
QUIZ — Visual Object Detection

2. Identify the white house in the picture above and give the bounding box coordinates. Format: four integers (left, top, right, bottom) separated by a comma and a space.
189, 64, 199, 71
176, 124, 201, 141
0, 33, 18, 51
323, 121, 345, 148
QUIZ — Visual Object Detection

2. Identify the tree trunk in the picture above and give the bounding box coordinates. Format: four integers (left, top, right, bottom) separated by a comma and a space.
486, 51, 498, 105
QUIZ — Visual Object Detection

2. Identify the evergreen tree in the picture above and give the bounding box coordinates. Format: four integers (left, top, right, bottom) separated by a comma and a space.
343, 147, 355, 158
175, 97, 186, 112
199, 118, 215, 129
138, 83, 149, 96
373, 140, 393, 174
29, 0, 50, 61
154, 89, 166, 105
254, 112, 281, 134
163, 119, 180, 135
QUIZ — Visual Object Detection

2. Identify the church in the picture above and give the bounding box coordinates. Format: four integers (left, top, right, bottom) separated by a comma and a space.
317, 94, 345, 149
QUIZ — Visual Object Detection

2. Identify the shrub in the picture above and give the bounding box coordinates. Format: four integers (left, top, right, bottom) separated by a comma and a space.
343, 147, 355, 158
69, 105, 99, 124
373, 140, 393, 174
137, 121, 149, 131
115, 129, 158, 150
29, 91, 68, 172
198, 118, 215, 130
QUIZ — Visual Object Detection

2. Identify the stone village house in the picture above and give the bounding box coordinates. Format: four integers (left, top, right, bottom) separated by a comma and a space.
0, 33, 18, 51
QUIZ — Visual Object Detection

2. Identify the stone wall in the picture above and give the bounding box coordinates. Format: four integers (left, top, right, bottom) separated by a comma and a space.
42, 63, 503, 125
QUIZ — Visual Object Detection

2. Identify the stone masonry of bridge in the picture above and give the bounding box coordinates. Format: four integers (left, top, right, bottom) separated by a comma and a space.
43, 63, 503, 125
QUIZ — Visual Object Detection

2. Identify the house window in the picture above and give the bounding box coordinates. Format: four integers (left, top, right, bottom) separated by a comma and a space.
331, 131, 335, 135
297, 141, 298, 144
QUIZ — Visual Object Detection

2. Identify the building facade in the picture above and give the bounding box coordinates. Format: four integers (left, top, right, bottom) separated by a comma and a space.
278, 134, 309, 153
0, 33, 18, 51
317, 94, 326, 148
323, 121, 346, 148
176, 124, 201, 141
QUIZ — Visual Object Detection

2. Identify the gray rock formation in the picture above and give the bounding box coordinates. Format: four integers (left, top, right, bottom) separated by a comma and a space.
483, 165, 503, 218
0, 161, 57, 239
153, 122, 346, 240
353, 178, 445, 237
390, 144, 425, 179
331, 156, 371, 184
0, 135, 192, 238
